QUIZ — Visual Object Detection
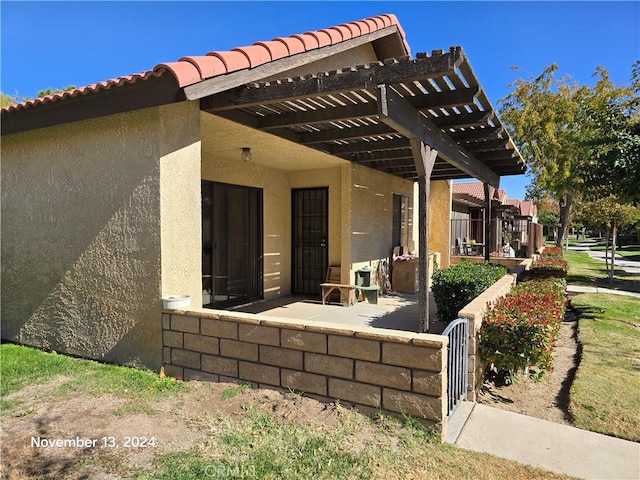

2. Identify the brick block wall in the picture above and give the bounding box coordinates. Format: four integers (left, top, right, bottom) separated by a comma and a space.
162, 310, 448, 434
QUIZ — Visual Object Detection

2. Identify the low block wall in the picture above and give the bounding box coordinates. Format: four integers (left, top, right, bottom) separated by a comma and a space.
162, 308, 449, 434
457, 274, 518, 401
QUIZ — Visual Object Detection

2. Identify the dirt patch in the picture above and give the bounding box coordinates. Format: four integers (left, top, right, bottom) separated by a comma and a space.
478, 307, 581, 424
0, 379, 349, 479
1, 316, 583, 479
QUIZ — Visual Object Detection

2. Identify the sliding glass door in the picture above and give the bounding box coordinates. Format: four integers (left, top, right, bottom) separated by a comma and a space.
202, 181, 263, 308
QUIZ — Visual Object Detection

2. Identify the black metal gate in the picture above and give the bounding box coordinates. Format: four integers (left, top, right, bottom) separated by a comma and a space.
292, 188, 328, 296
442, 317, 469, 416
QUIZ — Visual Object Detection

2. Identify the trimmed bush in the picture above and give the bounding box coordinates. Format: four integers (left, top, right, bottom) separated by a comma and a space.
540, 246, 563, 259
431, 261, 507, 324
480, 277, 567, 383
524, 258, 568, 280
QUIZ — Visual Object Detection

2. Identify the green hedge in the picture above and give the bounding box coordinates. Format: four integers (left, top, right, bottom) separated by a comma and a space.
431, 261, 507, 324
523, 258, 568, 280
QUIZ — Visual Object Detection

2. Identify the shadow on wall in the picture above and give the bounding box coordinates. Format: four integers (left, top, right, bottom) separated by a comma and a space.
1, 108, 195, 368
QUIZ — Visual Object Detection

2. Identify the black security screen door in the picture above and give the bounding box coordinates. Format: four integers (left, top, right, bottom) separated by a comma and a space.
292, 188, 328, 296
202, 181, 263, 308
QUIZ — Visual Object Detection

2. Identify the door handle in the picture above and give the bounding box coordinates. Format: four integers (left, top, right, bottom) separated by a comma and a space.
320, 239, 327, 248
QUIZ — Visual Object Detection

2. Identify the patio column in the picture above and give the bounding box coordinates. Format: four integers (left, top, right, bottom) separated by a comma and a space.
411, 140, 437, 333
484, 183, 491, 262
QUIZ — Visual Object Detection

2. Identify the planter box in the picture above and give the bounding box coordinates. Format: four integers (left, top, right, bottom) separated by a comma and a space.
393, 258, 418, 293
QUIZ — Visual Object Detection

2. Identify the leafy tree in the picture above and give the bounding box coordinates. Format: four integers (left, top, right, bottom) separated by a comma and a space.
537, 209, 559, 239
0, 92, 19, 107
501, 64, 638, 246
500, 64, 592, 247
36, 85, 76, 98
580, 63, 640, 204
580, 196, 640, 281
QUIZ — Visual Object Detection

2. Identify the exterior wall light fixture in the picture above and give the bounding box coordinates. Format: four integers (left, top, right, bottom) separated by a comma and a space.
241, 147, 252, 162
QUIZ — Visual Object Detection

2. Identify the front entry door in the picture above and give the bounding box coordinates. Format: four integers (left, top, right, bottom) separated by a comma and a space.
292, 188, 328, 296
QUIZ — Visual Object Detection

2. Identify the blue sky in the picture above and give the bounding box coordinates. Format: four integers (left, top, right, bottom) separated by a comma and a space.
2, 1, 638, 200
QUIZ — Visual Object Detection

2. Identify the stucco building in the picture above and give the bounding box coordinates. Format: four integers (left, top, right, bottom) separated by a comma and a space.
1, 14, 524, 369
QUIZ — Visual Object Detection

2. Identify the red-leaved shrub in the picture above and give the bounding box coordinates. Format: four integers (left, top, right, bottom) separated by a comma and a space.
480, 278, 567, 383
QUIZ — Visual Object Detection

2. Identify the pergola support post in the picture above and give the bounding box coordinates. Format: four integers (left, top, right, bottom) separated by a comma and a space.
411, 139, 437, 333
484, 183, 491, 262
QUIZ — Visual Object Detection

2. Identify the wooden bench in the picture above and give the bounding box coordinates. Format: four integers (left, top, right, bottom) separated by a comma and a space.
320, 266, 358, 307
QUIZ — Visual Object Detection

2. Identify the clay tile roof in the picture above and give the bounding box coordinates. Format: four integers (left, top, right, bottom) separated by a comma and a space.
255, 40, 289, 61
179, 55, 227, 78
273, 36, 306, 56
320, 28, 343, 44
232, 45, 272, 68
307, 30, 332, 48
507, 199, 521, 209
160, 13, 409, 87
0, 70, 166, 114
520, 200, 536, 217
452, 181, 500, 202
2, 13, 408, 113
206, 50, 251, 73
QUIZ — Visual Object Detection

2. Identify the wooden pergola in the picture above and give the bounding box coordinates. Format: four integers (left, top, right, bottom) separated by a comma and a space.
200, 46, 525, 332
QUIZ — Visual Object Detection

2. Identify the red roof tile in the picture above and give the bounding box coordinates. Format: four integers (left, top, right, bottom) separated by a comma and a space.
452, 182, 500, 202
0, 71, 166, 114
320, 28, 343, 44
179, 55, 227, 78
292, 33, 320, 51
233, 45, 272, 68
308, 30, 332, 48
507, 199, 521, 209
273, 36, 306, 55
520, 200, 536, 217
2, 13, 409, 113
255, 40, 290, 61
160, 13, 409, 87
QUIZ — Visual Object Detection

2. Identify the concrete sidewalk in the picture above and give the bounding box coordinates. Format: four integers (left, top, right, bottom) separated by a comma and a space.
567, 242, 640, 275
449, 403, 640, 480
566, 241, 640, 298
567, 284, 640, 298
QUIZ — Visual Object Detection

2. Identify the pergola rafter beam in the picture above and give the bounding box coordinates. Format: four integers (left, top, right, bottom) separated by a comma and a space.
299, 123, 397, 144
376, 84, 500, 187
201, 48, 464, 111
329, 137, 410, 155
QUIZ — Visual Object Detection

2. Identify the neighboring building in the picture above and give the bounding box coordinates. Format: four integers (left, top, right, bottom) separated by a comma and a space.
451, 181, 539, 258
507, 199, 540, 256
1, 14, 524, 368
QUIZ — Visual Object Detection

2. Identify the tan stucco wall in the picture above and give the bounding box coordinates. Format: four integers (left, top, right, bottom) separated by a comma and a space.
159, 103, 202, 306
411, 180, 452, 269
348, 164, 415, 284
1, 102, 201, 369
200, 134, 346, 298
201, 140, 291, 299
428, 180, 452, 268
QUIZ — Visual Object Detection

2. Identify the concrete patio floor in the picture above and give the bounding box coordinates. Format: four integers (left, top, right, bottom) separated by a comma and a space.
226, 291, 446, 334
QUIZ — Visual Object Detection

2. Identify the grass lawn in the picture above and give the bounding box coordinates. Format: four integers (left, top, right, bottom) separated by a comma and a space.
569, 294, 640, 442
1, 343, 574, 480
0, 343, 189, 417
563, 249, 640, 293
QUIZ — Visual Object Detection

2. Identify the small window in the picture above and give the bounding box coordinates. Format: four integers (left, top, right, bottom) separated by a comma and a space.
392, 193, 410, 248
